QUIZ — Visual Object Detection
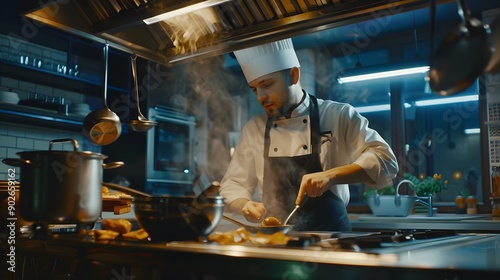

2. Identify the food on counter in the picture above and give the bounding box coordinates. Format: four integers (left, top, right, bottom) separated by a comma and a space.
90, 220, 150, 241
102, 218, 132, 234
102, 186, 131, 199
93, 229, 120, 240
208, 227, 291, 245
102, 187, 133, 214
208, 227, 250, 244
102, 186, 110, 194
250, 231, 290, 245
122, 229, 149, 241
261, 216, 282, 226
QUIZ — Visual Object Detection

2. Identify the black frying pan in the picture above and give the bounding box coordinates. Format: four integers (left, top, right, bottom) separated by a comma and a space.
428, 0, 492, 96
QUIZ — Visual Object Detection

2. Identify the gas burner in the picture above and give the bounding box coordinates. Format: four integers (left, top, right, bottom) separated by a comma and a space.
23, 222, 95, 237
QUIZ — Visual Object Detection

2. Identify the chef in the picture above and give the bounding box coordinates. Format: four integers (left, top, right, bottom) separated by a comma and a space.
219, 38, 398, 231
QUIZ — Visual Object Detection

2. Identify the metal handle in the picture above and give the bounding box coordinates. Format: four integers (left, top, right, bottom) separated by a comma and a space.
2, 158, 31, 167
284, 205, 299, 225
49, 138, 79, 151
102, 161, 125, 169
102, 43, 110, 109
222, 215, 259, 233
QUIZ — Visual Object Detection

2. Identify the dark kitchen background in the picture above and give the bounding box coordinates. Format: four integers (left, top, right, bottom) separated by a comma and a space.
1, 0, 500, 214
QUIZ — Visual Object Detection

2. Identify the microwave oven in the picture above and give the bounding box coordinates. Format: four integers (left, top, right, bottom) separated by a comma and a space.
146, 105, 196, 195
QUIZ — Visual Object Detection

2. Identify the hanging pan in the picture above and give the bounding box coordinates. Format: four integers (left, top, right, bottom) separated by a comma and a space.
428, 0, 493, 96
83, 43, 122, 145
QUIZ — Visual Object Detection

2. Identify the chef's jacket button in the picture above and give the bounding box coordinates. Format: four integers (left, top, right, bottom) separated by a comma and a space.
303, 119, 307, 123
274, 148, 278, 152
273, 123, 278, 128
302, 145, 308, 150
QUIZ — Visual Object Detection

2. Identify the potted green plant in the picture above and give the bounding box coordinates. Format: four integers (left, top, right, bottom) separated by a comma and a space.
363, 173, 448, 216
363, 173, 448, 199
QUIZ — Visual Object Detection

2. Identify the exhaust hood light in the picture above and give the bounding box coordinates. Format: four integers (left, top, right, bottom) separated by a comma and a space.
143, 0, 231, 24
338, 66, 430, 84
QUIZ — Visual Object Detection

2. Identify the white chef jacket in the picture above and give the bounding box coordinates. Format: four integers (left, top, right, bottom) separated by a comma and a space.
220, 93, 398, 207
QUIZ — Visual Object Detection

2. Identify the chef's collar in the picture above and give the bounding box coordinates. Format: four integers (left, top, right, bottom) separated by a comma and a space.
282, 90, 309, 119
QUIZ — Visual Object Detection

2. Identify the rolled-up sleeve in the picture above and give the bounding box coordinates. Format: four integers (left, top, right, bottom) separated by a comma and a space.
322, 102, 398, 190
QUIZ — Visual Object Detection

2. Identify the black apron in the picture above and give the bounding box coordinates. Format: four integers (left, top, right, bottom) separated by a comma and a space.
262, 94, 351, 231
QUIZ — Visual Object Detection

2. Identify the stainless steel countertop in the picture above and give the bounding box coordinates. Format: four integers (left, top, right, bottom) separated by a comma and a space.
163, 234, 500, 271
350, 214, 500, 232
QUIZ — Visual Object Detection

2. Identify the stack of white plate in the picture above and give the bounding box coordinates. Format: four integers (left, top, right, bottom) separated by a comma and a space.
69, 103, 91, 116
0, 91, 20, 104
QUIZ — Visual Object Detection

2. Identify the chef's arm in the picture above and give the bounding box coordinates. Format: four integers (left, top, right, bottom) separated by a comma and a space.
228, 198, 250, 213
328, 163, 374, 185
296, 163, 373, 204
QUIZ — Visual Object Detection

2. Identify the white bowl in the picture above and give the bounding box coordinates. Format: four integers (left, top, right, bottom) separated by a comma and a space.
0, 91, 20, 104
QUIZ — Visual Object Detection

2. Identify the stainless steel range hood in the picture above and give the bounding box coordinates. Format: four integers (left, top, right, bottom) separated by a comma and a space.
20, 0, 434, 64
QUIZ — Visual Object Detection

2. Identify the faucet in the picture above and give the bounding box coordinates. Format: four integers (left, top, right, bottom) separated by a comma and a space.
396, 179, 435, 217
416, 195, 435, 217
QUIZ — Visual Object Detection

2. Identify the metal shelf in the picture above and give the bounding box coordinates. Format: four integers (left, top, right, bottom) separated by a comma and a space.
0, 103, 85, 131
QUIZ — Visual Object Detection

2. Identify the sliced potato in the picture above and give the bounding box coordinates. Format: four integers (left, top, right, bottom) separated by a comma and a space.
102, 218, 132, 234
122, 229, 149, 241
94, 229, 120, 240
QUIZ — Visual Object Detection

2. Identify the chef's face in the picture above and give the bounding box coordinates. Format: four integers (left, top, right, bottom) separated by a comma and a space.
248, 69, 294, 119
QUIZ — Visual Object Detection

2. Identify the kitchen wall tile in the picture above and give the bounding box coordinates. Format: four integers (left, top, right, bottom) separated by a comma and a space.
0, 135, 16, 147
0, 122, 7, 132
16, 138, 34, 149
28, 44, 43, 58
1, 77, 19, 89
19, 80, 36, 93
35, 84, 53, 96
0, 147, 6, 158
7, 126, 25, 137
7, 148, 23, 158
34, 139, 48, 150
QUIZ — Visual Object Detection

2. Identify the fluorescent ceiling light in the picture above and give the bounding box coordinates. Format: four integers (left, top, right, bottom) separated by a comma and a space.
354, 104, 391, 113
354, 95, 478, 113
413, 95, 478, 107
143, 0, 230, 24
338, 66, 430, 84
464, 128, 480, 135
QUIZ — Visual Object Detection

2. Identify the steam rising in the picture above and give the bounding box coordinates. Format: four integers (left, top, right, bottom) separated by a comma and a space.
159, 7, 222, 55
154, 55, 248, 180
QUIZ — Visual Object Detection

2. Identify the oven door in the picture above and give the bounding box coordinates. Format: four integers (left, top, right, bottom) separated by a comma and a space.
146, 106, 196, 195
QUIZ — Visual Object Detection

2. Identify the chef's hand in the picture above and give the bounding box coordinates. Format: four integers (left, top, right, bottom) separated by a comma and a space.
242, 201, 266, 223
296, 171, 330, 205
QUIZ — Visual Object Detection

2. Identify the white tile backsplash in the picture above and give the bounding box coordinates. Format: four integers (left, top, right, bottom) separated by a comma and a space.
16, 138, 34, 149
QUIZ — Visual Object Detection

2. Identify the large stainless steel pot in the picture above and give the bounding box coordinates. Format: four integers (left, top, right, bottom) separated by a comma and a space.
2, 138, 123, 226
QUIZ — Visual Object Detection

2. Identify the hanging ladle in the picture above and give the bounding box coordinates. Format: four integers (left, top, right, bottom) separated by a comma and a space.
126, 55, 156, 132
428, 0, 493, 96
83, 43, 122, 145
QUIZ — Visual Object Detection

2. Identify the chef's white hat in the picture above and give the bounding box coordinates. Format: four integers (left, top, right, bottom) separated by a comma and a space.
234, 38, 300, 83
